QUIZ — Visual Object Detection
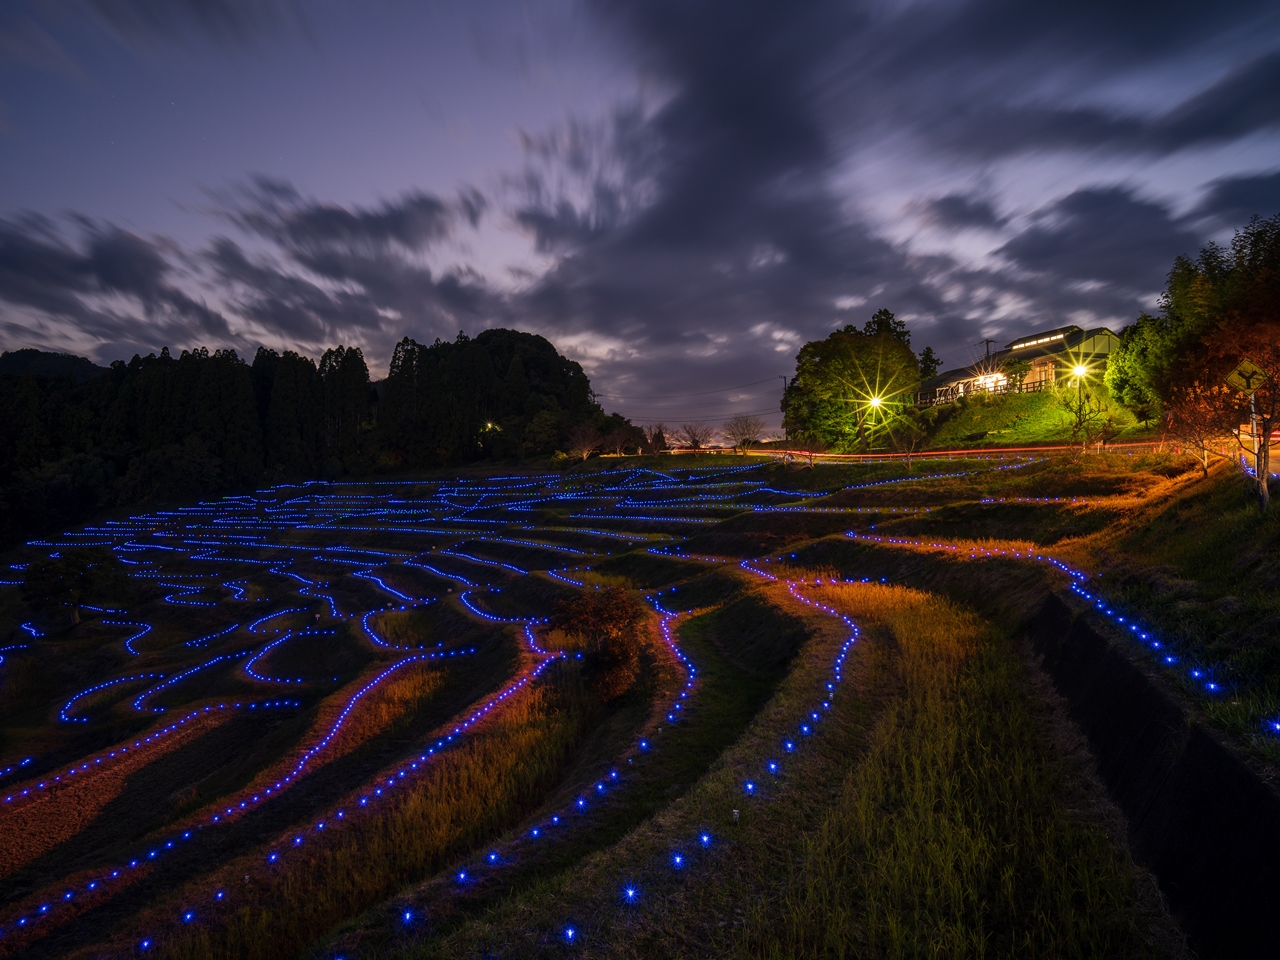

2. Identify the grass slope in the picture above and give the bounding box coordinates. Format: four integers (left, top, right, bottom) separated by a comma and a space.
364, 581, 1174, 960
926, 387, 1151, 450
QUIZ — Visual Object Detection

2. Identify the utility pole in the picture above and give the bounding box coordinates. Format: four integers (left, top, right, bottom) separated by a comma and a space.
779, 375, 788, 442
979, 338, 997, 360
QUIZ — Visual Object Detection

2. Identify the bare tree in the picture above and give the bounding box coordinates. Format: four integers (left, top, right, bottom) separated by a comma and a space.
792, 436, 827, 469
888, 408, 933, 472
604, 428, 634, 456
1165, 381, 1234, 477
677, 422, 715, 454
642, 423, 668, 454
565, 423, 602, 462
1057, 384, 1112, 454
723, 414, 767, 455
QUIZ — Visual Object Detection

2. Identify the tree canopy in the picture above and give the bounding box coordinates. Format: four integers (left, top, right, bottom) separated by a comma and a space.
381, 329, 602, 466
782, 321, 922, 451
1107, 214, 1280, 509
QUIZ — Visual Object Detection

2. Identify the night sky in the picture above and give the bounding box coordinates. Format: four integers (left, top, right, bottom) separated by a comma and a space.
2, 0, 1279, 427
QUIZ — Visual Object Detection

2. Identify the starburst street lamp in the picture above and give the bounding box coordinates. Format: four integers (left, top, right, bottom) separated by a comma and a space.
1068, 361, 1090, 406
868, 396, 882, 408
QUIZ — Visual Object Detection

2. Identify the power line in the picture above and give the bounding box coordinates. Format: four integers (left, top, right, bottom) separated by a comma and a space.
627, 407, 781, 424
595, 376, 784, 400
607, 390, 779, 410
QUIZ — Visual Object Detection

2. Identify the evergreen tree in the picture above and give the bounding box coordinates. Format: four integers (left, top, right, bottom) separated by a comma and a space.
863, 308, 911, 347
919, 346, 941, 379
320, 345, 371, 459
251, 347, 280, 428
265, 351, 322, 474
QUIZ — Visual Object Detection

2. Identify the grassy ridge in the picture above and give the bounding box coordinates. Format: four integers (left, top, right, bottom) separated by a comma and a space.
926, 386, 1158, 449
745, 584, 1163, 958
317, 573, 804, 956
1083, 464, 1280, 758
376, 581, 1170, 959
128, 676, 592, 960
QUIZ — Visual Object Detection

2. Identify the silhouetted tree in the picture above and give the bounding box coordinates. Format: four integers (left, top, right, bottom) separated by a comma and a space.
677, 422, 715, 453
919, 346, 941, 380
642, 423, 668, 454
320, 345, 371, 460
723, 414, 766, 454
863, 307, 910, 346
265, 351, 322, 475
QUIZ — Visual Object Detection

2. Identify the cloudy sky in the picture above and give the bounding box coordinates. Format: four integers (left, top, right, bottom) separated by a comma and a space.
2, 0, 1279, 427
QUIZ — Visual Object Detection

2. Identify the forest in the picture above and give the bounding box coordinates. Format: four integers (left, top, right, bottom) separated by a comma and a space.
0, 328, 626, 545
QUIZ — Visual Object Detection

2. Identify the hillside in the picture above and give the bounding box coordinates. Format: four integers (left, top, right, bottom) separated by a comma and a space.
925, 387, 1155, 449
0, 349, 106, 382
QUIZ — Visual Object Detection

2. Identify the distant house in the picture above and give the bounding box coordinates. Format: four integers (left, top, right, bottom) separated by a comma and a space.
917, 324, 1120, 405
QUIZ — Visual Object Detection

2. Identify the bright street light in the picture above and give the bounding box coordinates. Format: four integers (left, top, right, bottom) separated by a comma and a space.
868, 396, 882, 408
1072, 365, 1087, 377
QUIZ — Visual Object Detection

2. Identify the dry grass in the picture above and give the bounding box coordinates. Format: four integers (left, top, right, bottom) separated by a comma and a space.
0, 713, 231, 880
744, 584, 1160, 958
371, 582, 1165, 960
110, 659, 632, 960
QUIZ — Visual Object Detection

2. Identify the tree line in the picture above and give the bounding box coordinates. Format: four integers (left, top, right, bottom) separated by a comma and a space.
1105, 214, 1279, 511
0, 328, 626, 545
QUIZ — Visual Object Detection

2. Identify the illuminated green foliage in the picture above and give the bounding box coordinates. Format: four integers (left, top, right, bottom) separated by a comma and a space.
782, 324, 921, 451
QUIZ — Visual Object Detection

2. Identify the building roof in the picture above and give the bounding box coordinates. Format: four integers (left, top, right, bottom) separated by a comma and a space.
1005, 325, 1081, 350
924, 324, 1120, 390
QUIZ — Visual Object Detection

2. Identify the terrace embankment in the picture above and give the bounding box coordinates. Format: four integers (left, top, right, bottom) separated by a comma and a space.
1028, 595, 1280, 960
322, 568, 805, 955
388, 578, 1174, 959
795, 534, 1280, 959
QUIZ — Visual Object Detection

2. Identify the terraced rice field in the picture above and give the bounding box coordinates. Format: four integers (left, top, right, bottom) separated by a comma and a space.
0, 456, 1205, 958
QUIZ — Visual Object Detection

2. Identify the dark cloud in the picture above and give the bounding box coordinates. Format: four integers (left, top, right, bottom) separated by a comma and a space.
221, 177, 465, 252
490, 0, 1273, 406
893, 0, 1275, 66
862, 52, 1280, 161
1157, 52, 1280, 148
83, 0, 303, 49
510, 105, 662, 254
500, 0, 903, 404
0, 12, 80, 75
0, 216, 228, 336
829, 0, 1280, 160
914, 194, 1007, 231
997, 187, 1200, 289
205, 183, 500, 354
1193, 170, 1280, 226
1, 0, 304, 80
